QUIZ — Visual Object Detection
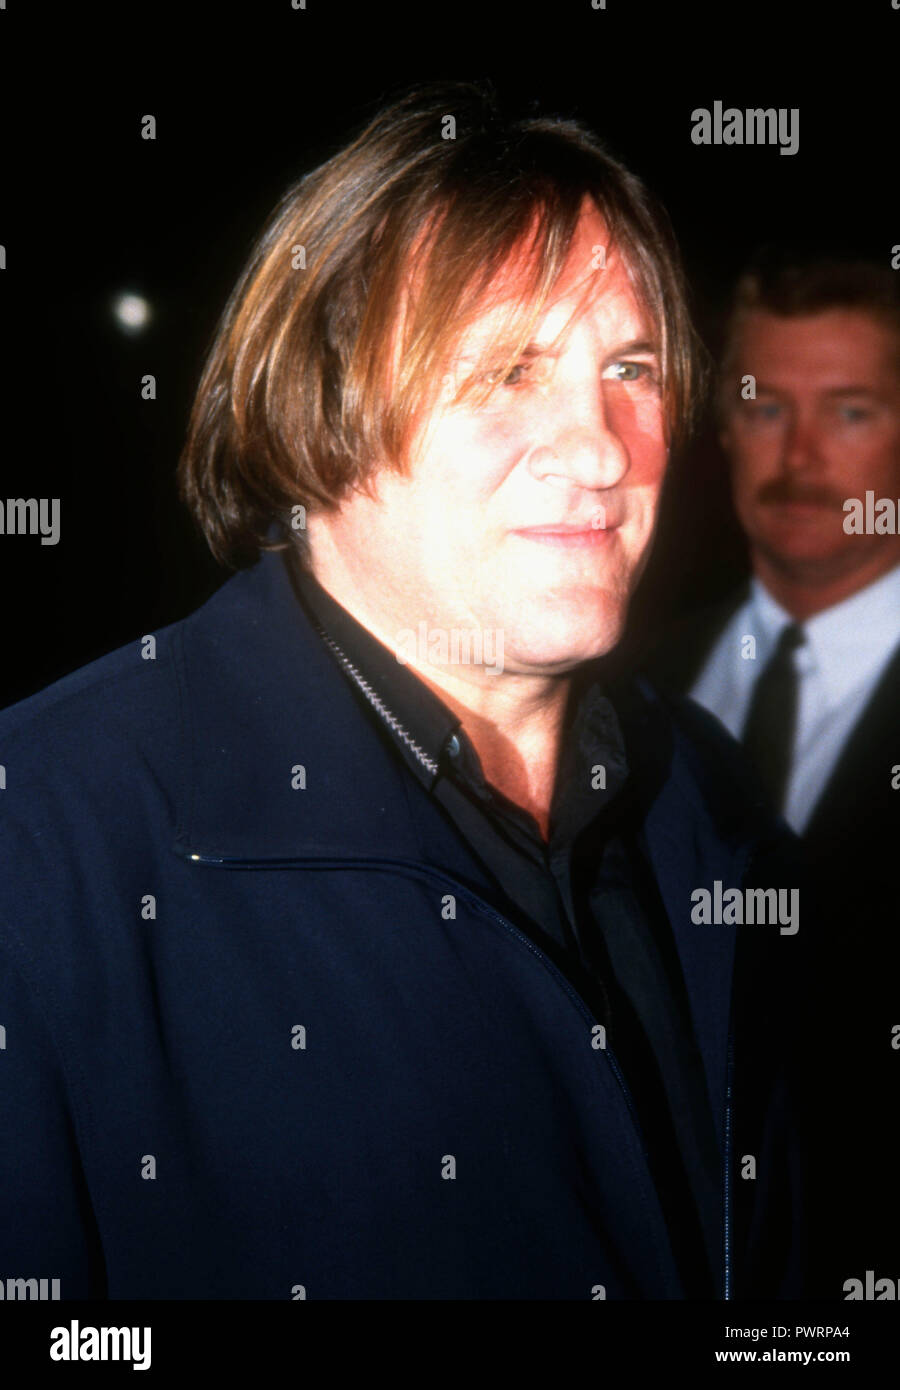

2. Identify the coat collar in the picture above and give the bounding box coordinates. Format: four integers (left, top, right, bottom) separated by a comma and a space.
171, 548, 426, 862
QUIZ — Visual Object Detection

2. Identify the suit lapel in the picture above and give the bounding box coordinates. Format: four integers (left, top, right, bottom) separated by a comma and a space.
803, 638, 900, 851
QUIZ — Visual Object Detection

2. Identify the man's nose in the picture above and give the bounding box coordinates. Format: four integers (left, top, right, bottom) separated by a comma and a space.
780, 411, 821, 473
530, 391, 630, 490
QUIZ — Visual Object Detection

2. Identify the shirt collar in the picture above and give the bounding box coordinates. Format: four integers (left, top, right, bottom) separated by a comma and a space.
750, 562, 900, 706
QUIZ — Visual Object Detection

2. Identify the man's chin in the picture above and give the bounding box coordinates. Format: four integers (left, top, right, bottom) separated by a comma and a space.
499, 620, 627, 673
754, 534, 865, 583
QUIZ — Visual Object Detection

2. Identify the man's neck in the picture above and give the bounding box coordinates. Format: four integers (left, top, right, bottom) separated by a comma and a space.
412, 662, 571, 840
304, 551, 570, 839
752, 548, 900, 622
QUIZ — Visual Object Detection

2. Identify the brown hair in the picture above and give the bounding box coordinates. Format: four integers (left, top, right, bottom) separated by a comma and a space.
719, 248, 900, 417
178, 80, 703, 569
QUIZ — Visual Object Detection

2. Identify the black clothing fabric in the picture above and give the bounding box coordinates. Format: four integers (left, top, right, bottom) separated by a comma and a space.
289, 555, 723, 1296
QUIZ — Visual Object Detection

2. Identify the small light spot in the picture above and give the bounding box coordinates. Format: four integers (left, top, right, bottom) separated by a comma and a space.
112, 292, 151, 333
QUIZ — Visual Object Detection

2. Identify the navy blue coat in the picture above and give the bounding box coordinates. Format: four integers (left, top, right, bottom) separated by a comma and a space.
0, 549, 805, 1300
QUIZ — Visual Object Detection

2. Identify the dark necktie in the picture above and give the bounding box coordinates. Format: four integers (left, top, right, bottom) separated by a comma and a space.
740, 622, 805, 812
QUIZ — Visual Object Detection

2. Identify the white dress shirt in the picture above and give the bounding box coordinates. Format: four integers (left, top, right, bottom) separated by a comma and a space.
689, 563, 900, 833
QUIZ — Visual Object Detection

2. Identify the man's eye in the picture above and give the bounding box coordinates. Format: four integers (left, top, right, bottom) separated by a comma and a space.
603, 361, 656, 383
836, 405, 872, 423
484, 361, 533, 388
743, 401, 782, 421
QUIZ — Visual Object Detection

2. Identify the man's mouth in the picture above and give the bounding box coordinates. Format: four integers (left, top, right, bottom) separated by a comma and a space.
510, 520, 621, 547
761, 499, 840, 527
758, 487, 838, 512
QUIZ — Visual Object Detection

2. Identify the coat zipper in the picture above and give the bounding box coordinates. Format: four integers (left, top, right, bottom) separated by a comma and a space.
181, 848, 645, 1118
180, 844, 730, 1295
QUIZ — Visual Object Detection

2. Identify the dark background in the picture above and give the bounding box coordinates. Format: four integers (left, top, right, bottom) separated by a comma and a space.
1, 0, 896, 707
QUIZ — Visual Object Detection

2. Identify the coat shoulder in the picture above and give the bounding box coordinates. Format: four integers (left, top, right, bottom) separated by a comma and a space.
640, 588, 747, 695
0, 614, 188, 842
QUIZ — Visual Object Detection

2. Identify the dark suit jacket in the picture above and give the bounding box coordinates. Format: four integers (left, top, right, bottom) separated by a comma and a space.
645, 584, 900, 1299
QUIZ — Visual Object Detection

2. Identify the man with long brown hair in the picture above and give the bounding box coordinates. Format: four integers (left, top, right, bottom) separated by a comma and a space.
0, 82, 804, 1299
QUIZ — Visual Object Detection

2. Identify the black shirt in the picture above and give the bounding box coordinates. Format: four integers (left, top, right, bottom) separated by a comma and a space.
287, 551, 722, 1296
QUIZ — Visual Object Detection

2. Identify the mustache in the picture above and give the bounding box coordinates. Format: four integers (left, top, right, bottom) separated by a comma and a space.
755, 478, 842, 508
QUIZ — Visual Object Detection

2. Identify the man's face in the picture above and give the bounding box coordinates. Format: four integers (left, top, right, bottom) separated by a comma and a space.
309, 206, 668, 677
722, 309, 900, 585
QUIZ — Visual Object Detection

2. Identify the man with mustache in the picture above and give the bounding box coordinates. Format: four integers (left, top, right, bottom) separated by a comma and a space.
648, 250, 900, 1298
